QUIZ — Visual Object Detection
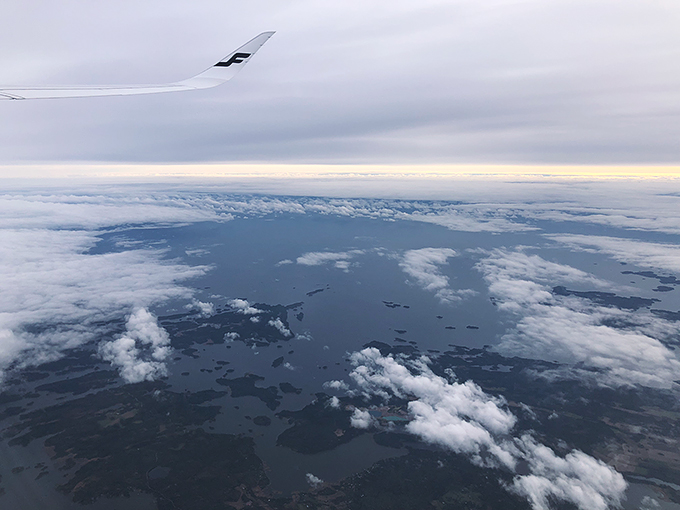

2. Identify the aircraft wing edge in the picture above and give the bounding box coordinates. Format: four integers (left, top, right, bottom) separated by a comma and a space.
0, 31, 275, 100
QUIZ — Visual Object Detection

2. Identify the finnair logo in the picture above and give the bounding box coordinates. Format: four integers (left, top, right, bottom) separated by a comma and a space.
215, 53, 251, 67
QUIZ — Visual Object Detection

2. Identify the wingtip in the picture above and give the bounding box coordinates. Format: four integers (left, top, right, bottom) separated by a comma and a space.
252, 31, 276, 43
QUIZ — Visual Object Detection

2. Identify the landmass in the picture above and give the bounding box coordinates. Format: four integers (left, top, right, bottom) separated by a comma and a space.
622, 270, 680, 286
552, 286, 659, 310
2, 292, 679, 508
2, 382, 268, 509
216, 374, 282, 410
272, 450, 532, 510
279, 382, 302, 395
277, 394, 366, 454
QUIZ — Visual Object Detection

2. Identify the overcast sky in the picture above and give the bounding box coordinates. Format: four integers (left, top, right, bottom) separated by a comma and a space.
1, 0, 680, 170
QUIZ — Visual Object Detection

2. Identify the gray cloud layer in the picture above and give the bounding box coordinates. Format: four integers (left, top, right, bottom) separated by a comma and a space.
1, 0, 680, 165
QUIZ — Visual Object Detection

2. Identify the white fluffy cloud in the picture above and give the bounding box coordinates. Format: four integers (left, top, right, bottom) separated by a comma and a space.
350, 408, 375, 429
508, 435, 628, 510
223, 332, 240, 342
227, 298, 262, 315
296, 250, 365, 271
187, 299, 215, 317
399, 248, 475, 304
99, 308, 172, 383
477, 249, 680, 388
268, 317, 292, 337
350, 349, 516, 454
305, 473, 324, 488
323, 380, 349, 391
346, 348, 626, 510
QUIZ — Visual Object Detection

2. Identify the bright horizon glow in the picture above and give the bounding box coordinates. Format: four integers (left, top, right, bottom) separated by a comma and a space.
2, 163, 680, 180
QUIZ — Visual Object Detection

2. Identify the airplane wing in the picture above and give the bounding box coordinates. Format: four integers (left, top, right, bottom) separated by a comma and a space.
0, 31, 274, 100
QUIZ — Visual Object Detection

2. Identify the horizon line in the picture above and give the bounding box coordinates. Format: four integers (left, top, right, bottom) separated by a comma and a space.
2, 163, 680, 180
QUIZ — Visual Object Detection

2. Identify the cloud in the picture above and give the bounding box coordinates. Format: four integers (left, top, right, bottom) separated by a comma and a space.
99, 308, 171, 383
268, 317, 292, 337
202, 182, 680, 238
401, 210, 536, 233
206, 184, 680, 238
323, 380, 349, 391
12, 188, 671, 248
346, 347, 626, 510
185, 248, 211, 257
477, 249, 680, 388
476, 248, 607, 312
295, 332, 314, 342
399, 248, 475, 303
223, 332, 239, 342
305, 473, 324, 488
640, 496, 661, 510
296, 250, 365, 271
349, 348, 516, 443
0, 191, 223, 231
350, 408, 375, 430
547, 234, 680, 273
227, 298, 262, 315
187, 299, 214, 317
508, 435, 628, 510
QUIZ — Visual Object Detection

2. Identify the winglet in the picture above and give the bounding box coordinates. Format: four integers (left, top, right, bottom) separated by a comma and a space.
176, 31, 275, 90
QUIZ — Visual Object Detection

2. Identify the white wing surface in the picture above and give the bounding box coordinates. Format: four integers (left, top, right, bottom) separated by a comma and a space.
0, 32, 274, 100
